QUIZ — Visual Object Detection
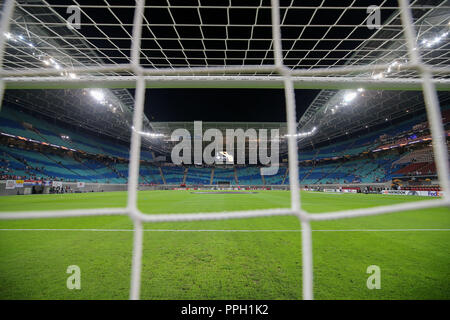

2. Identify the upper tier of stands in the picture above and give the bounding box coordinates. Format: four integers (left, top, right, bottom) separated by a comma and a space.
185, 167, 211, 185
0, 144, 133, 183
213, 167, 236, 184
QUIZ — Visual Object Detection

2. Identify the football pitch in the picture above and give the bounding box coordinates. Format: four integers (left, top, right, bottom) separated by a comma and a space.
0, 190, 449, 300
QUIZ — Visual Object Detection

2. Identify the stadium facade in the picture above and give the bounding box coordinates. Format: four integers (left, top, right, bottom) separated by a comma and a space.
1, 0, 449, 303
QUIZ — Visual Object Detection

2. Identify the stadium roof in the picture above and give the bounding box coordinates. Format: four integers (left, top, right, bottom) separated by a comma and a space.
2, 0, 156, 147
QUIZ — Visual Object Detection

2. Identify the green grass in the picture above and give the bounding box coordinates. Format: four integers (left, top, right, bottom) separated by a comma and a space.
0, 190, 449, 300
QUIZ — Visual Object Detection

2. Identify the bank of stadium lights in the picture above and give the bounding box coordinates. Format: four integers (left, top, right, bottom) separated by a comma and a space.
343, 91, 357, 103
42, 57, 63, 71
3, 32, 16, 43
372, 72, 384, 79
141, 132, 164, 138
421, 30, 449, 48
371, 60, 404, 79
139, 132, 164, 138
4, 32, 36, 51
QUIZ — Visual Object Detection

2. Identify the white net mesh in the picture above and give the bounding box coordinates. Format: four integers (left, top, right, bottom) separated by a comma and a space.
0, 0, 449, 300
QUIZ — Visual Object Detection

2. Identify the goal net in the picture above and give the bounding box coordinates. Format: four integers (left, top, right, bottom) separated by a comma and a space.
0, 0, 449, 300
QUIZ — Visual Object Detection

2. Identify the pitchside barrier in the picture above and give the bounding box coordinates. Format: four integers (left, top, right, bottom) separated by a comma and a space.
0, 0, 449, 300
0, 180, 129, 196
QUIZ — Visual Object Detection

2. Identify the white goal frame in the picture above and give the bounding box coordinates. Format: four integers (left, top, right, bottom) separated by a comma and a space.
0, 0, 449, 300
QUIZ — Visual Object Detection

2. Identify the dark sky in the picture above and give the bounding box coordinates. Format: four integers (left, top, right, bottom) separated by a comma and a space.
136, 88, 320, 122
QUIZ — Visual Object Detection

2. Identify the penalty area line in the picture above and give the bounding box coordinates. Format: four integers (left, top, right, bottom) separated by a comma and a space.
0, 228, 449, 232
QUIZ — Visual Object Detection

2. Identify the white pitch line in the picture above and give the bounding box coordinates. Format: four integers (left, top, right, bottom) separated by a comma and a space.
0, 228, 449, 232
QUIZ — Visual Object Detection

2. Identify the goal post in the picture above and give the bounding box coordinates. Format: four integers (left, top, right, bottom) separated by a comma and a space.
0, 0, 449, 301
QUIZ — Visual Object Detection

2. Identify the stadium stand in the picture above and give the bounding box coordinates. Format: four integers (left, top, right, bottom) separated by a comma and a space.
161, 166, 185, 184
213, 167, 236, 185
